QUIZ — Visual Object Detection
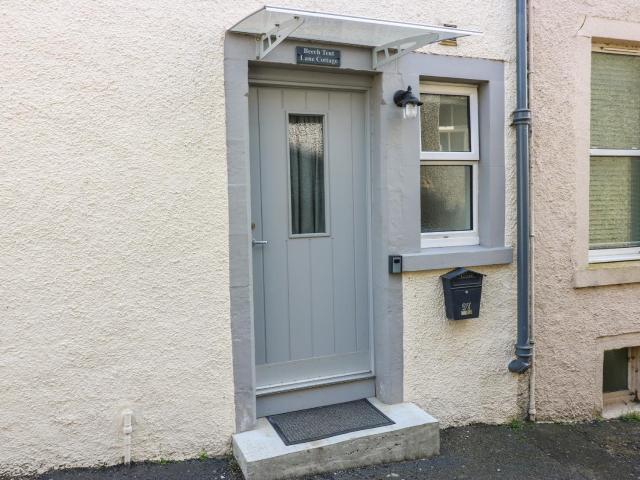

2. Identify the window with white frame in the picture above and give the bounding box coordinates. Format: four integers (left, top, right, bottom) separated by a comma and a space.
419, 83, 479, 248
589, 47, 640, 263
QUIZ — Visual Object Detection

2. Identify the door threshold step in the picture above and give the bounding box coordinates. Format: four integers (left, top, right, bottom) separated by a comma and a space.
232, 397, 439, 480
256, 376, 375, 417
256, 371, 374, 396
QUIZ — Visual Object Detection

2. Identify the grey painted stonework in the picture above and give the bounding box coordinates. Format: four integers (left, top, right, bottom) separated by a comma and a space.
225, 32, 511, 431
402, 246, 513, 271
396, 53, 511, 269
224, 50, 257, 432
256, 377, 375, 418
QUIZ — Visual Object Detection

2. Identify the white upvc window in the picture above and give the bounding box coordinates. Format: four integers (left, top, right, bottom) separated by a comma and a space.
419, 83, 479, 248
588, 46, 640, 263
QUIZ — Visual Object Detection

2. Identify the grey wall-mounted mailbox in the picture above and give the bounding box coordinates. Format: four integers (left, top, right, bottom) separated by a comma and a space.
441, 267, 485, 320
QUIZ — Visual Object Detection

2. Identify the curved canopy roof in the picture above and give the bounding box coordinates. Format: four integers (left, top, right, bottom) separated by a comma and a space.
229, 6, 481, 68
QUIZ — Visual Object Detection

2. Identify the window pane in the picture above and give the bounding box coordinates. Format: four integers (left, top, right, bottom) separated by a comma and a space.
591, 52, 640, 150
421, 165, 472, 233
589, 156, 640, 249
421, 94, 471, 152
603, 348, 628, 393
289, 114, 326, 235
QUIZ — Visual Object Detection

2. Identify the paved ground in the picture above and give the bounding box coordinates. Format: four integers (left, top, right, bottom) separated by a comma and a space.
30, 419, 640, 480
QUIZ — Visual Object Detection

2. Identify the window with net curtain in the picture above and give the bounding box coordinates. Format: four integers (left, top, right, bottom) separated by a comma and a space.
589, 52, 640, 258
288, 114, 326, 236
419, 84, 478, 247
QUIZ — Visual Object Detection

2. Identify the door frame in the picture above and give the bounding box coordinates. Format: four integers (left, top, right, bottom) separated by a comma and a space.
249, 81, 375, 397
225, 33, 407, 433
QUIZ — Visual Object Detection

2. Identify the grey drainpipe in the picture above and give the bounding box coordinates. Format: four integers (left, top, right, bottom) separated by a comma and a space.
509, 0, 533, 374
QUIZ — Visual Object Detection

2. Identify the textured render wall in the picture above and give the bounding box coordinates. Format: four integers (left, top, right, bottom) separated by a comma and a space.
1, 0, 517, 474
403, 2, 521, 427
529, 0, 640, 421
1, 1, 235, 475
404, 266, 520, 427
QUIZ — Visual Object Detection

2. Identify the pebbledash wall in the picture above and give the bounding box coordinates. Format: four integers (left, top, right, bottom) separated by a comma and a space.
1, 0, 518, 476
529, 1, 640, 421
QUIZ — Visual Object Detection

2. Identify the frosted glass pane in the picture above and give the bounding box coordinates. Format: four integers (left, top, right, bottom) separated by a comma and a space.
289, 114, 326, 235
591, 52, 640, 150
603, 348, 628, 393
421, 94, 470, 152
589, 157, 640, 249
421, 165, 472, 232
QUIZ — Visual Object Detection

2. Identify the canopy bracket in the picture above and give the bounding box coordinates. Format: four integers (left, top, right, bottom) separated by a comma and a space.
372, 33, 439, 69
256, 15, 304, 60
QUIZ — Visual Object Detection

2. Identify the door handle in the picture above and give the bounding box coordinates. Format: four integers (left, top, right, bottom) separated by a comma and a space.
252, 239, 268, 246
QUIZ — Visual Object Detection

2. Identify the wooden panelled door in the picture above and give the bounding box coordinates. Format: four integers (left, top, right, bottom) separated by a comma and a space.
249, 85, 371, 396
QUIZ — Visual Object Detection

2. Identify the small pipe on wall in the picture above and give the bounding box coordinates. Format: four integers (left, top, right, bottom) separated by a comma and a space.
122, 409, 133, 466
527, 0, 537, 415
509, 0, 533, 374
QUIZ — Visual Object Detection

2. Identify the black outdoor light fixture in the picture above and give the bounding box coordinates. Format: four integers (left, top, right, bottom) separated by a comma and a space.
393, 85, 423, 119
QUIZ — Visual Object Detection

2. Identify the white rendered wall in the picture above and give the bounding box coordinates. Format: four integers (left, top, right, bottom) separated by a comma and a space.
1, 0, 517, 475
1, 1, 235, 475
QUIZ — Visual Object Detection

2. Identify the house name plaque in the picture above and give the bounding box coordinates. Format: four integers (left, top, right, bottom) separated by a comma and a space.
296, 47, 341, 67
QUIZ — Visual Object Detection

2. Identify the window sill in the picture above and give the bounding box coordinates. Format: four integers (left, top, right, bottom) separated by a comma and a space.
400, 245, 513, 272
574, 261, 640, 288
602, 392, 640, 419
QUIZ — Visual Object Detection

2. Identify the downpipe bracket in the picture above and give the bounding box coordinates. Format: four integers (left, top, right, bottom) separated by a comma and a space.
512, 108, 532, 125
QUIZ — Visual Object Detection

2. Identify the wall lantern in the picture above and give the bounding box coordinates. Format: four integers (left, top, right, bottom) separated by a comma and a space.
393, 86, 423, 119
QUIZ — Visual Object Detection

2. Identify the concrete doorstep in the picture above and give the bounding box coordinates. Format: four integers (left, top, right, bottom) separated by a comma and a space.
232, 398, 439, 480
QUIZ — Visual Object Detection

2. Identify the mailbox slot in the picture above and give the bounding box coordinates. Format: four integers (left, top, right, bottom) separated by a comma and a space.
441, 267, 485, 320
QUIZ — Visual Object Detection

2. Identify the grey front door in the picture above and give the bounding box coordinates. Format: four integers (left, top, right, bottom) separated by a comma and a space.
249, 85, 371, 394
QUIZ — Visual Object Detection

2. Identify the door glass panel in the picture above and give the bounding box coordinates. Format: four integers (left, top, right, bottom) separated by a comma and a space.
420, 165, 472, 232
289, 114, 326, 235
421, 94, 471, 152
603, 348, 629, 393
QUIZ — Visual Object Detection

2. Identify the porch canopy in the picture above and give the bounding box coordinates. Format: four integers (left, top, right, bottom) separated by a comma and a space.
229, 6, 481, 69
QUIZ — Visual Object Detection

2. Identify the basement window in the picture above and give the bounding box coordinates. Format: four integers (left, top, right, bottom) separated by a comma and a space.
603, 347, 640, 415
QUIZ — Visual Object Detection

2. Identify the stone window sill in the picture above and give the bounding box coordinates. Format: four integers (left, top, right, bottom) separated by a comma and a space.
574, 261, 640, 288
400, 245, 513, 272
